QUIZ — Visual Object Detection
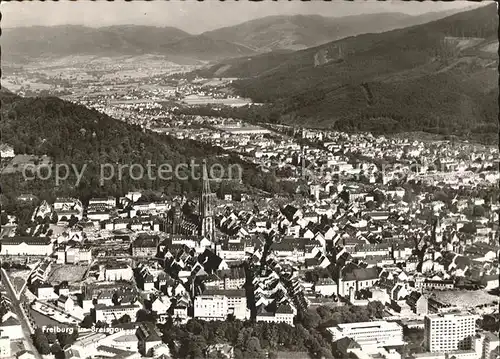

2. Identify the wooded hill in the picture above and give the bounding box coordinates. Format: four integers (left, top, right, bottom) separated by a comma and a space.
198, 4, 498, 141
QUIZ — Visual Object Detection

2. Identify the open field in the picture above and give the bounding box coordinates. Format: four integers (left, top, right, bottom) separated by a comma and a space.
47, 264, 88, 284
432, 290, 498, 308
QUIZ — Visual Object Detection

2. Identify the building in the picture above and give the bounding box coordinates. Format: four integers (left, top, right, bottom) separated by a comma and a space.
406, 292, 429, 316
57, 295, 75, 312
205, 344, 234, 359
411, 350, 478, 359
327, 321, 404, 351
0, 336, 10, 358
54, 198, 84, 222
256, 303, 295, 327
0, 237, 54, 256
94, 303, 141, 324
131, 235, 159, 257
65, 246, 92, 264
424, 313, 477, 353
200, 161, 216, 242
104, 263, 134, 282
194, 289, 249, 321
0, 144, 15, 158
16, 351, 37, 359
483, 332, 499, 359
36, 283, 56, 300
315, 277, 338, 296
151, 296, 171, 323
136, 323, 162, 357
0, 314, 23, 340
89, 197, 116, 208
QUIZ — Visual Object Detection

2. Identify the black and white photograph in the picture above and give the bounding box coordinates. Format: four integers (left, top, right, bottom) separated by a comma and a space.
0, 1, 498, 359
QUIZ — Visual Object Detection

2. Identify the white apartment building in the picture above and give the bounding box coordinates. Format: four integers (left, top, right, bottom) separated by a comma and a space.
424, 313, 477, 353
193, 289, 249, 321
327, 321, 404, 351
482, 332, 499, 359
104, 264, 134, 282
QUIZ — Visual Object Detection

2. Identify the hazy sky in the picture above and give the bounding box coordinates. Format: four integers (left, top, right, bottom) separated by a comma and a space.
2, 0, 486, 34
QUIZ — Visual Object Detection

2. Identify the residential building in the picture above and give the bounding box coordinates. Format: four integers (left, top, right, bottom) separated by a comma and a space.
424, 313, 477, 353
0, 314, 23, 340
104, 263, 134, 282
131, 235, 159, 257
406, 292, 429, 316
65, 246, 92, 264
136, 323, 162, 357
483, 332, 499, 359
194, 289, 249, 321
256, 303, 295, 327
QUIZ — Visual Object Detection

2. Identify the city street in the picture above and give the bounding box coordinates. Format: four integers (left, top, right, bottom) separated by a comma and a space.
1, 268, 42, 359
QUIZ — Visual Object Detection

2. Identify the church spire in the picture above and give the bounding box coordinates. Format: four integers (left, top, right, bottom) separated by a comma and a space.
202, 160, 212, 198
199, 160, 215, 242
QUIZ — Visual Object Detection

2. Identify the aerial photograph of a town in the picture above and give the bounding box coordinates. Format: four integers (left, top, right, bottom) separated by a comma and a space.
0, 1, 498, 359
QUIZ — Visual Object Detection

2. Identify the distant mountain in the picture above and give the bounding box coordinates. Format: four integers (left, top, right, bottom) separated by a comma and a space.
161, 35, 257, 61
2, 8, 477, 63
200, 4, 498, 142
1, 25, 255, 63
202, 8, 477, 51
1, 25, 188, 57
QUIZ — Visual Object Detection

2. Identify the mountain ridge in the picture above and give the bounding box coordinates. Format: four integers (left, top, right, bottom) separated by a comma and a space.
198, 4, 498, 142
201, 7, 480, 51
2, 7, 480, 63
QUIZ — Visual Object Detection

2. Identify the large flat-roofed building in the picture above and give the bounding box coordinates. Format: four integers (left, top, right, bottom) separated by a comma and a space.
0, 237, 54, 256
424, 313, 477, 353
327, 321, 404, 350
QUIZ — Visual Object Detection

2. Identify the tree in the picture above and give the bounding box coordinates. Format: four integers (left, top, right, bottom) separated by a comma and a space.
68, 215, 78, 227
460, 222, 476, 234
33, 328, 51, 355
81, 314, 94, 328
367, 301, 385, 318
119, 314, 131, 323
136, 309, 156, 323
472, 205, 486, 217
243, 337, 266, 359
45, 330, 57, 344
0, 213, 8, 225
49, 212, 58, 224
300, 310, 321, 329
51, 343, 62, 355
57, 327, 78, 347
372, 190, 386, 205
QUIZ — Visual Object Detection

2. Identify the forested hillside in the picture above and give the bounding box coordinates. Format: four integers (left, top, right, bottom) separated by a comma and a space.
199, 4, 498, 141
0, 91, 291, 205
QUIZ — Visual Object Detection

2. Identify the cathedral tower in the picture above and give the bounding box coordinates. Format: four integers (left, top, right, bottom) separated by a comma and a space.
199, 161, 216, 241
